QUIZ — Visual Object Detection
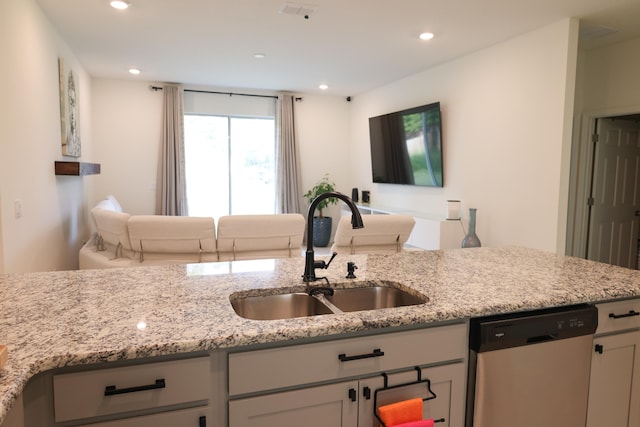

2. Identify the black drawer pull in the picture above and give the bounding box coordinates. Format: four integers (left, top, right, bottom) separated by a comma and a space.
363, 386, 371, 400
104, 378, 166, 396
199, 416, 206, 427
338, 348, 384, 362
595, 344, 604, 354
348, 388, 357, 402
609, 310, 640, 319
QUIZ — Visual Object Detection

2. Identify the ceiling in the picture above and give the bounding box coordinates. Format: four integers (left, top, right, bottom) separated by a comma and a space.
35, 0, 640, 96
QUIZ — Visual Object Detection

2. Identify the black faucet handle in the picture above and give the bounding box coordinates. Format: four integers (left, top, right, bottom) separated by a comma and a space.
313, 252, 337, 270
325, 252, 337, 268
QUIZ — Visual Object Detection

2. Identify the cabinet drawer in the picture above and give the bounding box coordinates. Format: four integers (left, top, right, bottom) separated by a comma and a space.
229, 323, 467, 396
77, 406, 209, 427
595, 299, 640, 335
53, 357, 211, 422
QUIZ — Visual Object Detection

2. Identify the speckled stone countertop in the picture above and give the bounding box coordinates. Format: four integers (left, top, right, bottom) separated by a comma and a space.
1, 246, 640, 422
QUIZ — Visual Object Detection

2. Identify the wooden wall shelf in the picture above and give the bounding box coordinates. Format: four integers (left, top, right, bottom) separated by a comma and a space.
55, 161, 101, 176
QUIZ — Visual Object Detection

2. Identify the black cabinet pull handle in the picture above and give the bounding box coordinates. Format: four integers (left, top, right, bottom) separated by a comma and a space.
609, 310, 640, 319
338, 348, 384, 362
595, 344, 604, 354
199, 416, 206, 427
348, 388, 357, 402
363, 386, 371, 400
104, 378, 166, 396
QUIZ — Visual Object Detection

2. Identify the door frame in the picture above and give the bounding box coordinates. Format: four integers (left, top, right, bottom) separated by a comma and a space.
566, 104, 640, 259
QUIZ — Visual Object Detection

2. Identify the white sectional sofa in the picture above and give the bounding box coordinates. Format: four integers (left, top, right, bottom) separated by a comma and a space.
79, 197, 305, 269
330, 214, 415, 254
217, 214, 305, 261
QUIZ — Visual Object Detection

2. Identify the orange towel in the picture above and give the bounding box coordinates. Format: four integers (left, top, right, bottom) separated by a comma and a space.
378, 398, 423, 426
392, 420, 435, 427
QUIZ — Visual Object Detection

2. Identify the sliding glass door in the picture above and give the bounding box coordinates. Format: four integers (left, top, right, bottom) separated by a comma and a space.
184, 114, 275, 218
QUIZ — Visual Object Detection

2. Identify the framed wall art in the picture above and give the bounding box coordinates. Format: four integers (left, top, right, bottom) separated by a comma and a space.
58, 58, 81, 157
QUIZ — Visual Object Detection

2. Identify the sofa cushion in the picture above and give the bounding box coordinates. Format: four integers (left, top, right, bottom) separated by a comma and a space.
106, 195, 122, 212
91, 207, 133, 251
331, 214, 415, 254
217, 214, 304, 261
94, 195, 122, 212
127, 216, 217, 262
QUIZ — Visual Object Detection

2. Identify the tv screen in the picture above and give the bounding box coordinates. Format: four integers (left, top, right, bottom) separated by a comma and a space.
368, 102, 443, 187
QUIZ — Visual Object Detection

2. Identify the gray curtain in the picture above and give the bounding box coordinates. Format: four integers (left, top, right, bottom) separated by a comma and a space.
157, 83, 188, 216
276, 94, 302, 214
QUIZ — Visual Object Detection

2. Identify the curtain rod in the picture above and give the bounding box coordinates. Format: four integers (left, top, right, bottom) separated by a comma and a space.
149, 85, 278, 100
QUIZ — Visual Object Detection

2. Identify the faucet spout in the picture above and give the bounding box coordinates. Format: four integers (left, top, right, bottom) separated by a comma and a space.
303, 191, 363, 282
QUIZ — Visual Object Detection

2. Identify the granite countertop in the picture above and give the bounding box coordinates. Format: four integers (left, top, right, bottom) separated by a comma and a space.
1, 246, 639, 422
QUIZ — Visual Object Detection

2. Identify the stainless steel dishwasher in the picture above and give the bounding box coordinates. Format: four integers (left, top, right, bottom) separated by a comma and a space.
466, 304, 598, 427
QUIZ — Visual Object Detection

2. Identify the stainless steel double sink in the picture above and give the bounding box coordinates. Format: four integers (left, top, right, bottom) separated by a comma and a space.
230, 282, 427, 320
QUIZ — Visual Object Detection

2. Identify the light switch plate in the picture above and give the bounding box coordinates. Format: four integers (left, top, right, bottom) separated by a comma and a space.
14, 200, 22, 219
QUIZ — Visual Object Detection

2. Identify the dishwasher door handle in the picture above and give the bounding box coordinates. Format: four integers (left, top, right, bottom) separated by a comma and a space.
526, 334, 558, 344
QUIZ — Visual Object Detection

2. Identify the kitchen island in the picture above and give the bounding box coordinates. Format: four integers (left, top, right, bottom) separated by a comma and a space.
1, 247, 639, 425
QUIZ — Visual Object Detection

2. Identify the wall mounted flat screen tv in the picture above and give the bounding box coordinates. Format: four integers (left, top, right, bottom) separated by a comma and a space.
369, 101, 443, 187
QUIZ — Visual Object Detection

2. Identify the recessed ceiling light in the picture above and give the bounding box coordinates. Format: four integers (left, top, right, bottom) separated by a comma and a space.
419, 32, 434, 41
319, 84, 329, 90
254, 53, 266, 59
110, 1, 130, 10
128, 68, 141, 75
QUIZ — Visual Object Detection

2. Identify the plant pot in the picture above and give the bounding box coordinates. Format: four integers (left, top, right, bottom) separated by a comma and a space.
312, 216, 332, 247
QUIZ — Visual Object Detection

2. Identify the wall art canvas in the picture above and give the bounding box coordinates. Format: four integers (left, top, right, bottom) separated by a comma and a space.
58, 58, 81, 157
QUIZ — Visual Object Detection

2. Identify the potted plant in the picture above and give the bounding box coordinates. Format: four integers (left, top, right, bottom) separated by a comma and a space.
304, 174, 338, 247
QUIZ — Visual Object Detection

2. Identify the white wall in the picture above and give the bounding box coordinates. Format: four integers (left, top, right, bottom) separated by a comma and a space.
348, 19, 579, 252
296, 94, 352, 224
91, 80, 163, 215
0, 0, 94, 273
580, 37, 640, 113
566, 35, 640, 256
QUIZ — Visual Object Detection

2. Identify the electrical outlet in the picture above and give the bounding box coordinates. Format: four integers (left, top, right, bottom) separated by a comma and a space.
14, 200, 22, 219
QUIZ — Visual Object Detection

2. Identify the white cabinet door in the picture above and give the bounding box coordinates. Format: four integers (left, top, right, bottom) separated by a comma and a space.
587, 331, 640, 427
358, 363, 466, 427
229, 381, 359, 427
229, 363, 466, 427
2, 395, 24, 427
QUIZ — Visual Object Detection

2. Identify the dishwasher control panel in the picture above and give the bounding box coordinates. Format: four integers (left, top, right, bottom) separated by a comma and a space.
469, 304, 598, 352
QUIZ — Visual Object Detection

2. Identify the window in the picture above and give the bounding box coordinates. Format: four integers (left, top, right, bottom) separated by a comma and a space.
184, 114, 276, 218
